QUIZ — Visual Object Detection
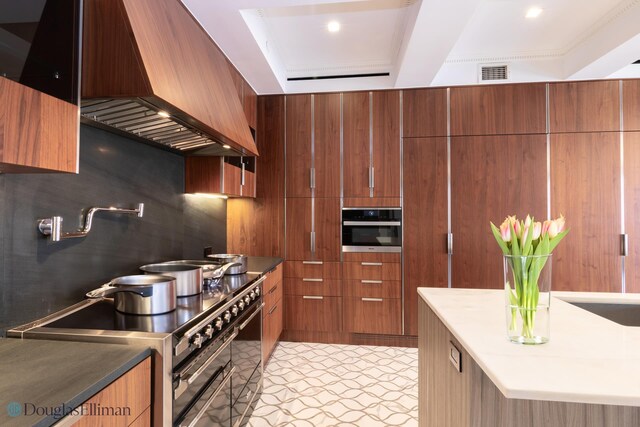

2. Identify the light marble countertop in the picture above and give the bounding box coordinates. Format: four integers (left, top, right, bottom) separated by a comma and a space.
418, 288, 640, 406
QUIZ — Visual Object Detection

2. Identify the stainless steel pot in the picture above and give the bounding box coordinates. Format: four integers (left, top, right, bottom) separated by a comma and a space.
86, 275, 177, 315
139, 263, 203, 297
161, 260, 222, 279
205, 254, 247, 274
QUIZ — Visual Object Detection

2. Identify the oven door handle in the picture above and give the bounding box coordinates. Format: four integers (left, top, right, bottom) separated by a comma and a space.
175, 330, 238, 399
239, 303, 265, 330
180, 366, 236, 427
343, 221, 401, 226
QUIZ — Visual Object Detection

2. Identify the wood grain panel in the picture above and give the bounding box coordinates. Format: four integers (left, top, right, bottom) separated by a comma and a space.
129, 407, 151, 427
241, 169, 256, 198
343, 91, 371, 198
403, 88, 448, 138
285, 278, 342, 297
314, 93, 341, 198
227, 60, 244, 102
227, 198, 256, 255
84, 0, 257, 154
450, 83, 546, 136
264, 263, 283, 293
285, 94, 312, 197
372, 90, 401, 198
285, 198, 312, 261
0, 77, 78, 173
243, 82, 257, 130
315, 198, 341, 261
281, 329, 417, 348
222, 163, 242, 196
285, 295, 342, 332
451, 135, 547, 289
404, 137, 448, 335
342, 253, 401, 263
185, 157, 222, 194
72, 357, 151, 427
284, 261, 341, 279
344, 280, 401, 298
624, 132, 640, 293
343, 197, 401, 207
342, 262, 401, 281
623, 80, 640, 131
343, 297, 401, 335
549, 80, 620, 133
551, 132, 621, 292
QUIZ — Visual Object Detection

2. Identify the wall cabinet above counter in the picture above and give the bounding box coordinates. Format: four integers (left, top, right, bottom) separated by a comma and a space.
186, 156, 256, 198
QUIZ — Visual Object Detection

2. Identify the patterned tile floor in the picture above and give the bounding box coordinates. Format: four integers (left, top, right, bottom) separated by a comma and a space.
247, 342, 418, 427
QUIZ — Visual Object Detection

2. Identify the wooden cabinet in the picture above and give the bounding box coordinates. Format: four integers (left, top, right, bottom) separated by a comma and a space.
625, 132, 640, 293
623, 80, 640, 131
285, 295, 342, 332
263, 264, 283, 364
285, 198, 313, 260
450, 83, 547, 136
285, 198, 340, 261
186, 157, 255, 198
343, 91, 400, 202
69, 357, 151, 426
343, 297, 401, 335
551, 132, 621, 292
549, 80, 620, 133
403, 88, 448, 138
403, 137, 448, 336
286, 95, 312, 198
451, 135, 547, 289
243, 83, 257, 130
0, 77, 78, 173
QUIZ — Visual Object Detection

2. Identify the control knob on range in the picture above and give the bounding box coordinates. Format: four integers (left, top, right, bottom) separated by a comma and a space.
223, 310, 232, 323
231, 305, 239, 316
191, 333, 204, 349
244, 296, 251, 305
249, 291, 256, 300
238, 300, 246, 311
254, 287, 260, 297
214, 317, 223, 330
204, 325, 214, 338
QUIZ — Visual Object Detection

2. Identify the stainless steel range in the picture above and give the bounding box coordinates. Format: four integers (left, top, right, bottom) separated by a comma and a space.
8, 273, 265, 427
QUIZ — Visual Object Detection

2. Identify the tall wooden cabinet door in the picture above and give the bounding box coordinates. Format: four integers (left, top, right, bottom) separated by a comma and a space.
372, 90, 401, 198
314, 93, 341, 198
286, 95, 312, 198
403, 88, 448, 138
403, 138, 448, 336
451, 135, 547, 289
625, 132, 640, 293
343, 91, 371, 198
285, 198, 312, 260
314, 198, 341, 261
551, 132, 621, 292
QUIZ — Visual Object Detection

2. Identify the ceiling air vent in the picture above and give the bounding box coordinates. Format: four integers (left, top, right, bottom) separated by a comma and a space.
479, 64, 509, 82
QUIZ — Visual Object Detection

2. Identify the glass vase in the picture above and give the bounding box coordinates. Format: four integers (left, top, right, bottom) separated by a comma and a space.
504, 254, 552, 344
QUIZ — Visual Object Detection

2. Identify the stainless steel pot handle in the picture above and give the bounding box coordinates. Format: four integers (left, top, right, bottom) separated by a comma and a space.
210, 262, 242, 279
182, 366, 236, 427
85, 283, 153, 299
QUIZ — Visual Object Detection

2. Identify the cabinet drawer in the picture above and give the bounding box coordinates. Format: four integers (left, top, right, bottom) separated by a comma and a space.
285, 295, 342, 332
344, 279, 400, 298
343, 262, 401, 281
263, 298, 283, 363
264, 264, 283, 294
344, 297, 401, 335
284, 261, 341, 279
342, 252, 401, 263
285, 278, 342, 297
264, 280, 282, 314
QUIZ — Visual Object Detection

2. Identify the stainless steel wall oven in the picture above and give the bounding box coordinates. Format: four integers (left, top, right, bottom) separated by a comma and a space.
342, 208, 402, 253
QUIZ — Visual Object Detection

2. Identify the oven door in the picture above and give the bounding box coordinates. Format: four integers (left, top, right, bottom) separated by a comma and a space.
173, 329, 236, 426
342, 208, 402, 253
232, 300, 264, 427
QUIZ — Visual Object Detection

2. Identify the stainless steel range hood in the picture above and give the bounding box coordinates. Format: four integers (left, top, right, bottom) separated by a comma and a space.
81, 0, 258, 157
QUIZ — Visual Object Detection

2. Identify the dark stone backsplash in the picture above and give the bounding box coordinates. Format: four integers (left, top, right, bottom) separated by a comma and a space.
0, 125, 226, 333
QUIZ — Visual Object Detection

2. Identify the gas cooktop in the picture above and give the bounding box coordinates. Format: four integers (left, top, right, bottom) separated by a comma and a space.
42, 273, 260, 334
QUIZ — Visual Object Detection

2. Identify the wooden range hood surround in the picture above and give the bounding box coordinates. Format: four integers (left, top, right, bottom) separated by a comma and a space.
82, 0, 258, 156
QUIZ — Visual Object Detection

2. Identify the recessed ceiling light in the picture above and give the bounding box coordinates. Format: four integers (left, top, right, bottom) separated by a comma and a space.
222, 144, 231, 149
327, 21, 340, 33
526, 7, 543, 19
157, 111, 170, 118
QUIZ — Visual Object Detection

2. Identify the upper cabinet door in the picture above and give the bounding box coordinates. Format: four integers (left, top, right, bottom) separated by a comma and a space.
549, 81, 620, 133
286, 95, 312, 197
343, 91, 371, 198
371, 91, 400, 198
450, 84, 547, 136
314, 93, 341, 198
403, 88, 448, 138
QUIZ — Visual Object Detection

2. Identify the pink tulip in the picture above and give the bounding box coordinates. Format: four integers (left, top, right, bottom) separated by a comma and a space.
555, 215, 565, 233
521, 224, 530, 246
532, 222, 542, 239
499, 220, 511, 242
514, 219, 521, 237
548, 215, 566, 238
524, 215, 532, 228
542, 220, 552, 236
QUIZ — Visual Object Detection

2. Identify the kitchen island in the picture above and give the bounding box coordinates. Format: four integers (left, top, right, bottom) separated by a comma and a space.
418, 288, 640, 427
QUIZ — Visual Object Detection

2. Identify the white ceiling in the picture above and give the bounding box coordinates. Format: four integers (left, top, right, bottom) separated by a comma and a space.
182, 0, 640, 94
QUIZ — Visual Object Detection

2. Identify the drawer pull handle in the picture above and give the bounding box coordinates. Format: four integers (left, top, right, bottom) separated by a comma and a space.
269, 285, 278, 294
361, 280, 382, 284
362, 298, 383, 302
303, 261, 323, 265
269, 304, 278, 315
361, 262, 382, 266
303, 296, 324, 300
303, 278, 323, 282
